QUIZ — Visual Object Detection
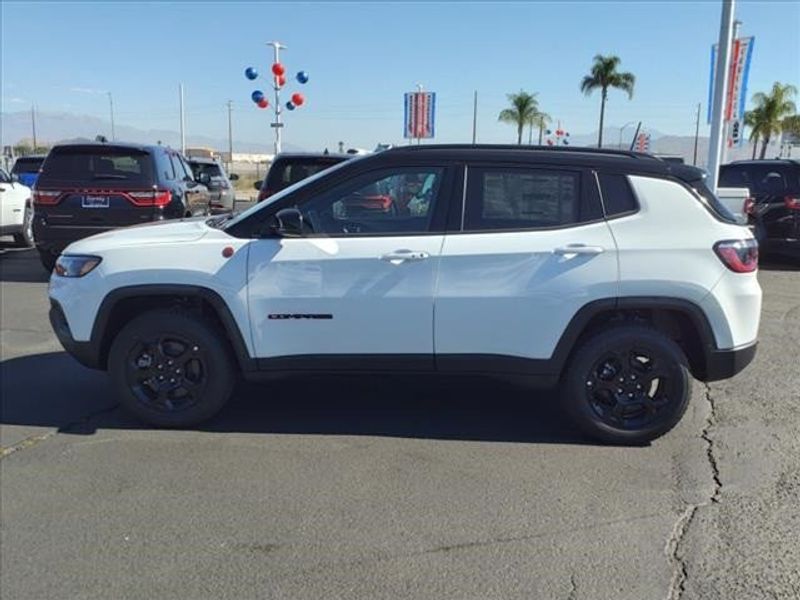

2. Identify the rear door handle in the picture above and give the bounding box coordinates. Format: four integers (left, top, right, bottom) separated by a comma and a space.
380, 249, 430, 264
553, 244, 605, 256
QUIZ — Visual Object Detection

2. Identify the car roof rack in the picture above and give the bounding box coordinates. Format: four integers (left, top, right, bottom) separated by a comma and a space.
386, 144, 661, 161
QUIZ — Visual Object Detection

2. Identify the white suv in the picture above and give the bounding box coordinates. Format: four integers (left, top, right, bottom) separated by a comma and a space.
48, 146, 761, 444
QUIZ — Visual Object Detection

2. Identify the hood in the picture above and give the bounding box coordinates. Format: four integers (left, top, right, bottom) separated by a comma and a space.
65, 218, 210, 254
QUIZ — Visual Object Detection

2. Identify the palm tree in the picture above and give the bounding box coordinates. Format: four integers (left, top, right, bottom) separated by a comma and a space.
498, 91, 540, 145
744, 107, 764, 160
580, 55, 635, 148
749, 82, 797, 159
531, 111, 552, 145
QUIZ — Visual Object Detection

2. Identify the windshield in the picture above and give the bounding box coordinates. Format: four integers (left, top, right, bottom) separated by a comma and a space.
223, 156, 359, 230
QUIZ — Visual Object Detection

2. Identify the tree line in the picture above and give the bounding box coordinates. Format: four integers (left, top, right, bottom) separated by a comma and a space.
499, 53, 797, 158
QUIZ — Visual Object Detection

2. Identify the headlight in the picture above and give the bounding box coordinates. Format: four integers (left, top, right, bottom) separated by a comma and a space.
54, 255, 102, 277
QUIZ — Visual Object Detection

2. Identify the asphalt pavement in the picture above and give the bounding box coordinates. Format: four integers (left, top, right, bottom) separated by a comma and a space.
1, 245, 798, 599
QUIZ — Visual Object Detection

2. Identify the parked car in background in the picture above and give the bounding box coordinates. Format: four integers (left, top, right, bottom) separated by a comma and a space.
255, 153, 351, 202
185, 156, 237, 213
719, 159, 800, 258
716, 186, 752, 225
0, 168, 33, 246
49, 145, 760, 444
11, 155, 46, 188
33, 142, 209, 271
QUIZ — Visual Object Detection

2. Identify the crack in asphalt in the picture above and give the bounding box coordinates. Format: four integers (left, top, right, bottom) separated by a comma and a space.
0, 403, 119, 460
567, 574, 578, 600
664, 383, 721, 600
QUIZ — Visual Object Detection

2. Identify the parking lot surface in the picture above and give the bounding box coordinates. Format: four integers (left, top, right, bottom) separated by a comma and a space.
1, 246, 798, 599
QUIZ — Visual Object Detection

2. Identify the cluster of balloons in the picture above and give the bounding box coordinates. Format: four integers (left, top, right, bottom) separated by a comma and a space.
545, 128, 570, 146
245, 64, 309, 111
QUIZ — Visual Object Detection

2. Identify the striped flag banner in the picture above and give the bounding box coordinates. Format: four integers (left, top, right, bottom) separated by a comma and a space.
404, 92, 436, 139
707, 37, 755, 126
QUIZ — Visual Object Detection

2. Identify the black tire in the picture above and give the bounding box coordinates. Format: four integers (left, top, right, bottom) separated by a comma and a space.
562, 324, 691, 445
13, 203, 34, 247
108, 309, 236, 427
38, 248, 58, 272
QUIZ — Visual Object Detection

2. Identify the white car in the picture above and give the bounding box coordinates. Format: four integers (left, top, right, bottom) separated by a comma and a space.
48, 145, 761, 444
0, 168, 33, 246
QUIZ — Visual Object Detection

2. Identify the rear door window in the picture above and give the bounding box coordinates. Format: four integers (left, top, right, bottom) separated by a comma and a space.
463, 167, 594, 231
39, 147, 154, 186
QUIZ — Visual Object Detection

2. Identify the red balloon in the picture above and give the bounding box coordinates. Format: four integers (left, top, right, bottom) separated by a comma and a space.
291, 93, 305, 106
257, 98, 269, 109
271, 62, 285, 76
277, 74, 287, 87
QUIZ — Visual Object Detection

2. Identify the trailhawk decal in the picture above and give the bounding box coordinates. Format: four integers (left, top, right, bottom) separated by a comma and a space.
268, 314, 333, 320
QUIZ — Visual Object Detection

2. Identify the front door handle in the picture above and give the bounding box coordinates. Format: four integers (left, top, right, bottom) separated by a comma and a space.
553, 244, 605, 256
380, 249, 430, 264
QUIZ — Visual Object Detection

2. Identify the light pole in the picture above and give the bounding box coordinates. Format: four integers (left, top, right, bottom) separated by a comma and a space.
107, 92, 116, 141
707, 0, 735, 193
618, 121, 635, 149
267, 41, 287, 155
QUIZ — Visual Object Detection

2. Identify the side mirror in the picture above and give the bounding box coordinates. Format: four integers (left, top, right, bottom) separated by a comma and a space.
198, 172, 211, 185
270, 207, 306, 237
253, 180, 263, 191
229, 173, 239, 181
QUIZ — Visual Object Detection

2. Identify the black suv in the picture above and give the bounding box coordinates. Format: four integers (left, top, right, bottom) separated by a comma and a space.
719, 159, 800, 259
255, 153, 350, 202
185, 156, 237, 213
33, 142, 210, 270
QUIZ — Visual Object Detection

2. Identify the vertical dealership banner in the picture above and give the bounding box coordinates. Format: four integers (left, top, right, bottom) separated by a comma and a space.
707, 37, 755, 147
404, 92, 436, 139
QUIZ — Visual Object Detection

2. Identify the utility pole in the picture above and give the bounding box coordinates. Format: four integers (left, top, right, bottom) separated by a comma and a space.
471, 90, 478, 144
226, 100, 233, 170
107, 92, 116, 141
31, 104, 38, 150
707, 0, 735, 194
267, 41, 287, 155
179, 83, 186, 154
618, 121, 635, 150
693, 102, 701, 165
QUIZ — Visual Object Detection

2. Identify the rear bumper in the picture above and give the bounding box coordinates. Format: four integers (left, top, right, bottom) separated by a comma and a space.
49, 300, 102, 369
703, 342, 757, 382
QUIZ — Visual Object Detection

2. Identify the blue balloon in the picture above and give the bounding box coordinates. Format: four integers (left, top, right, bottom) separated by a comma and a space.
286, 101, 296, 111
245, 67, 258, 80
251, 90, 265, 103
296, 71, 309, 84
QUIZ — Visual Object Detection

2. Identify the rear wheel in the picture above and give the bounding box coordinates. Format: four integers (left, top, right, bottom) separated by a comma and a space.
562, 325, 691, 445
108, 309, 236, 427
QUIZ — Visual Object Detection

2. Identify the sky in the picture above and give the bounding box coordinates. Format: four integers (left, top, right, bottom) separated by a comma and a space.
2, 0, 798, 151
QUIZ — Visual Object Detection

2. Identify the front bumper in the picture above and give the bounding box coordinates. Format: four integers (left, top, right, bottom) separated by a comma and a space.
703, 342, 757, 382
49, 300, 102, 370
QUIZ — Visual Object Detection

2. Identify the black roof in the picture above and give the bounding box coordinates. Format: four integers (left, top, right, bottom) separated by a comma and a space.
382, 144, 706, 183
725, 158, 800, 166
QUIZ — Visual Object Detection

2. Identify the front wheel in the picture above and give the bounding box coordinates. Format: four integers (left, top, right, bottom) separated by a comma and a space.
108, 309, 236, 427
562, 325, 691, 445
13, 204, 34, 247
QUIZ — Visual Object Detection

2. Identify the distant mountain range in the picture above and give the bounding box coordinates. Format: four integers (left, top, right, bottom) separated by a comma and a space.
0, 110, 302, 154
1, 110, 772, 164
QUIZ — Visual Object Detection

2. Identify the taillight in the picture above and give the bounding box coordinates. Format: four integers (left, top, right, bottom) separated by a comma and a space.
33, 190, 62, 205
714, 239, 758, 273
743, 197, 756, 215
126, 190, 172, 207
784, 196, 800, 211
257, 189, 272, 203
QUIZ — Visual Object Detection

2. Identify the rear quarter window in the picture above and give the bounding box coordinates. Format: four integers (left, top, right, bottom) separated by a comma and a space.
597, 173, 638, 216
